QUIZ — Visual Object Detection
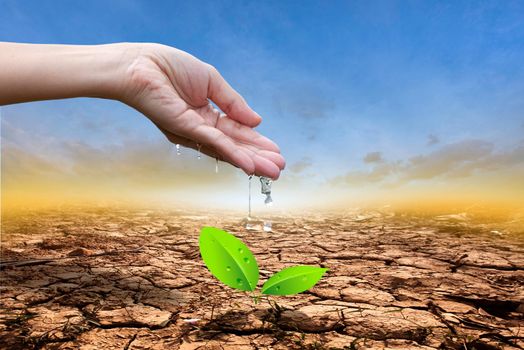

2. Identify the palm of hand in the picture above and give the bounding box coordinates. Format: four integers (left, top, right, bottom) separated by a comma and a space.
122, 46, 284, 179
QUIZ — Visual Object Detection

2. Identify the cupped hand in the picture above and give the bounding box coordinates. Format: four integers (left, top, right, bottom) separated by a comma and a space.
119, 44, 285, 179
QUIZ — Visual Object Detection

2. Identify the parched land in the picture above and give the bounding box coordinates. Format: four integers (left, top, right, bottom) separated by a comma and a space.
1, 208, 523, 349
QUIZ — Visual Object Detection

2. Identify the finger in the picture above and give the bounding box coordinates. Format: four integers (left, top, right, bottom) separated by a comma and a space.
161, 126, 283, 179
243, 147, 286, 170
252, 152, 282, 179
158, 112, 281, 177
179, 113, 255, 175
217, 116, 280, 153
207, 65, 262, 128
236, 145, 282, 179
161, 127, 259, 176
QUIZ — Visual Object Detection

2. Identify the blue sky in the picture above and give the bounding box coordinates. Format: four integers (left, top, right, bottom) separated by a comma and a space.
1, 0, 524, 209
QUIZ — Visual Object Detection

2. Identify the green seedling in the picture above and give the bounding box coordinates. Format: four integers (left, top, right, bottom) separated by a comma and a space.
199, 226, 328, 297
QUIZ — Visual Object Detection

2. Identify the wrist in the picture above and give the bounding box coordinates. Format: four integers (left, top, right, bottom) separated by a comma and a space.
85, 43, 139, 101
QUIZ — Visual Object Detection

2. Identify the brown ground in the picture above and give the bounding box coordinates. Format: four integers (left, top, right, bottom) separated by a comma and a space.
1, 207, 523, 350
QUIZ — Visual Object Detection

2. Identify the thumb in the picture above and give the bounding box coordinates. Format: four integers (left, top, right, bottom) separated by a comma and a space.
207, 65, 262, 128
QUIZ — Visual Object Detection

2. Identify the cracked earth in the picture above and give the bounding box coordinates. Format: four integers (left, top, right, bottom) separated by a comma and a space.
1, 208, 523, 349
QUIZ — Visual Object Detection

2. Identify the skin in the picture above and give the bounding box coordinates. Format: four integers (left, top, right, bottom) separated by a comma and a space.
0, 42, 285, 179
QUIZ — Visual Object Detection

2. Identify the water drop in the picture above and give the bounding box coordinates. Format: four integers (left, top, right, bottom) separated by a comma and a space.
226, 266, 231, 271
175, 144, 181, 155
248, 175, 253, 219
215, 158, 219, 173
196, 143, 202, 159
301, 276, 307, 282
243, 257, 249, 263
236, 278, 243, 285
238, 248, 244, 254
261, 177, 274, 232
276, 286, 281, 290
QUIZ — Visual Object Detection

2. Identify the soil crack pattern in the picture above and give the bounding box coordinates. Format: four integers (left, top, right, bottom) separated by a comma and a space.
1, 207, 523, 349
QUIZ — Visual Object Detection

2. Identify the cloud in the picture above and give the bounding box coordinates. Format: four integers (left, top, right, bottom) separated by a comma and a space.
363, 151, 383, 163
330, 162, 399, 185
401, 139, 494, 181
2, 134, 324, 210
273, 84, 335, 120
289, 157, 312, 173
2, 138, 240, 192
445, 141, 524, 178
427, 134, 439, 146
1, 144, 60, 181
330, 139, 524, 187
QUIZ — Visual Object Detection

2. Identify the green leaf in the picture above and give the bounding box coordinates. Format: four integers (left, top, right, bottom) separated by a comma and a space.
261, 265, 328, 295
199, 227, 259, 291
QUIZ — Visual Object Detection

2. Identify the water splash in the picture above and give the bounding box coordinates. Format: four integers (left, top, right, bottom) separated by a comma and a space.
260, 177, 273, 207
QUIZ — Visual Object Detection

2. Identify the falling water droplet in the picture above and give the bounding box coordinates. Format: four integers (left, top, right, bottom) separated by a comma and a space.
247, 175, 253, 222
260, 177, 274, 231
196, 143, 202, 159
175, 144, 181, 155
215, 158, 219, 173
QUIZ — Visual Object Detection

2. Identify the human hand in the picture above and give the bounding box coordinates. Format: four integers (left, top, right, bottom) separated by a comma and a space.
118, 44, 285, 179
0, 42, 285, 179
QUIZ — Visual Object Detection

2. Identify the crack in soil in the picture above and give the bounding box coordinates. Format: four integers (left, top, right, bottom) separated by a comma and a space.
1, 208, 523, 349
